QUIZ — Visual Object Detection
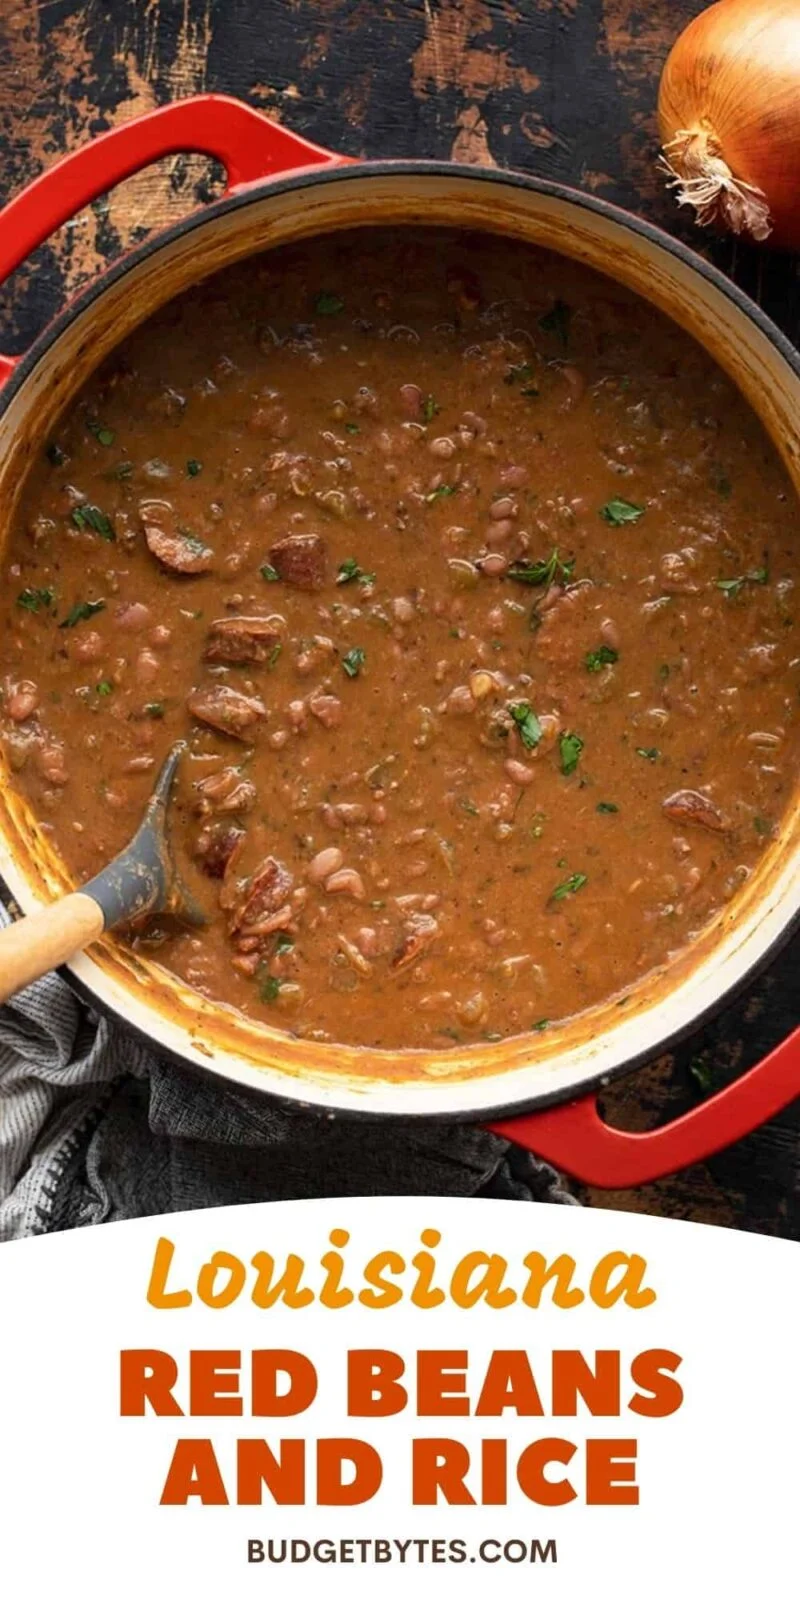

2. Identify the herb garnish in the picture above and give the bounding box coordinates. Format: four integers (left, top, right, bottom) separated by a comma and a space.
532, 1018, 550, 1032
59, 599, 106, 629
143, 702, 165, 719
508, 549, 575, 588
426, 483, 457, 503
71, 504, 115, 540
112, 461, 134, 480
600, 497, 645, 526
509, 700, 543, 751
460, 797, 480, 817
560, 731, 584, 775
342, 646, 366, 679
186, 458, 203, 477
344, 422, 360, 435
46, 442, 66, 466
260, 563, 280, 583
17, 587, 55, 613
504, 360, 534, 386
636, 746, 660, 762
716, 567, 768, 599
87, 421, 115, 447
96, 680, 113, 696
754, 815, 774, 837
538, 299, 572, 347
337, 557, 375, 587
551, 872, 588, 901
260, 974, 282, 1004
597, 801, 619, 814
267, 643, 282, 670
275, 933, 294, 955
422, 394, 441, 423
315, 291, 344, 315
585, 644, 618, 672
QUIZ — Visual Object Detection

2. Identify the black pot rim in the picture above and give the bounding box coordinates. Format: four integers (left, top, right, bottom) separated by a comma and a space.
1, 156, 799, 1128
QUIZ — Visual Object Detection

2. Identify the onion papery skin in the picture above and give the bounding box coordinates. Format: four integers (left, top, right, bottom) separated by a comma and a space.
658, 0, 800, 250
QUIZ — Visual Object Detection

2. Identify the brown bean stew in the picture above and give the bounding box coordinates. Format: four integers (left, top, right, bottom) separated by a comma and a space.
2, 229, 799, 1050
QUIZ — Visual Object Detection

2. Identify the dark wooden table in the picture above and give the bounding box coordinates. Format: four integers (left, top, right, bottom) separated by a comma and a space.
0, 0, 798, 1235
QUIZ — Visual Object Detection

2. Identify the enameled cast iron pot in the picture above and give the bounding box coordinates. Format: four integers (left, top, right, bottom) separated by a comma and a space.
0, 95, 799, 1188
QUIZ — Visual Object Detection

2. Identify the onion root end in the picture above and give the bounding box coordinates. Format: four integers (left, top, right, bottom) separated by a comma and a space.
659, 129, 772, 243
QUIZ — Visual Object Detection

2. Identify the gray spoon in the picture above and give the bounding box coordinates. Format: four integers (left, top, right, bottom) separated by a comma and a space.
0, 740, 203, 1005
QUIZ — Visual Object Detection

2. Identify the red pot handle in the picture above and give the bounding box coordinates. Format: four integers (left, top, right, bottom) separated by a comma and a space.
489, 1025, 800, 1187
0, 94, 344, 385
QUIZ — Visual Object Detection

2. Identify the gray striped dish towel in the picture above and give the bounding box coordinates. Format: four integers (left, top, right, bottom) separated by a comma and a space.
0, 908, 577, 1239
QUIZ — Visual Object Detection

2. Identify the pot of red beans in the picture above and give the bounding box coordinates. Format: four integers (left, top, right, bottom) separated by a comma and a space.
0, 96, 798, 1184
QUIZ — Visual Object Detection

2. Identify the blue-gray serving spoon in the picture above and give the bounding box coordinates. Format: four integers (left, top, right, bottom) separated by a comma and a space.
0, 740, 203, 1004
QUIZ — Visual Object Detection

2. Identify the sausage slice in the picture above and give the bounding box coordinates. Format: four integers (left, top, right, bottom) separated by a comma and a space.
140, 499, 213, 574
229, 855, 294, 935
204, 616, 282, 665
187, 684, 266, 740
268, 532, 327, 590
661, 789, 730, 833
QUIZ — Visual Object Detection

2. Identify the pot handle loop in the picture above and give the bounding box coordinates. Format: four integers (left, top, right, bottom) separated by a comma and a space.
0, 94, 344, 386
489, 1025, 800, 1187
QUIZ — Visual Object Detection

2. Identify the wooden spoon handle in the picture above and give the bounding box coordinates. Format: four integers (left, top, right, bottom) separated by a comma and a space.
0, 893, 105, 1005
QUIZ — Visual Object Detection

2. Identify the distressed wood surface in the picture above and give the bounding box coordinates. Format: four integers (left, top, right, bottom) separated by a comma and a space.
0, 0, 797, 1234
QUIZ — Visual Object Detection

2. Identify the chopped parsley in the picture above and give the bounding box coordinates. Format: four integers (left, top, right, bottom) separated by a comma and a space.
112, 461, 134, 480
504, 360, 534, 386
260, 974, 282, 1004
507, 549, 574, 588
337, 557, 375, 587
551, 872, 588, 901
531, 1018, 550, 1032
344, 422, 360, 435
600, 497, 645, 526
275, 933, 294, 955
260, 563, 280, 583
17, 586, 55, 613
559, 731, 584, 776
71, 504, 115, 540
509, 700, 543, 751
422, 394, 441, 423
46, 442, 66, 466
342, 646, 366, 679
538, 299, 572, 347
267, 643, 282, 670
186, 458, 203, 477
636, 746, 660, 762
179, 531, 210, 557
754, 815, 774, 837
95, 680, 113, 696
143, 702, 165, 719
59, 598, 106, 629
585, 644, 618, 672
426, 483, 457, 503
596, 801, 619, 814
87, 421, 115, 446
315, 290, 344, 315
460, 797, 480, 817
716, 567, 768, 598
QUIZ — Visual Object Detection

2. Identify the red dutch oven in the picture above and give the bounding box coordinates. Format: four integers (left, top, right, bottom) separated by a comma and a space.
0, 95, 798, 1188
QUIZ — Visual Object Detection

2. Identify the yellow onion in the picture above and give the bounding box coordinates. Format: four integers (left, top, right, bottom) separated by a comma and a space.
658, 0, 800, 249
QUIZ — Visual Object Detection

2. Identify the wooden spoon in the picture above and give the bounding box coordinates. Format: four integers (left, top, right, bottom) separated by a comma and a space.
0, 740, 203, 1005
